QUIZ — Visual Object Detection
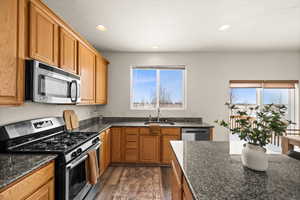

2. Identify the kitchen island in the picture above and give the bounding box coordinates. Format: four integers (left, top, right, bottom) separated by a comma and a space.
170, 141, 300, 200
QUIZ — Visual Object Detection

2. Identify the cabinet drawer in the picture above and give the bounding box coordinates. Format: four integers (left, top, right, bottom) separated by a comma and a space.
124, 149, 138, 162
126, 141, 138, 149
126, 134, 138, 141
124, 127, 139, 134
140, 128, 150, 135
0, 161, 54, 200
161, 128, 181, 136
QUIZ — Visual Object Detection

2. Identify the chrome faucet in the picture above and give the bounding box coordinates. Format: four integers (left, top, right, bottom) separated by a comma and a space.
157, 108, 160, 122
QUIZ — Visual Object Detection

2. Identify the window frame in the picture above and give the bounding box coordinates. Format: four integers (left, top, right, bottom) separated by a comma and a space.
130, 65, 187, 110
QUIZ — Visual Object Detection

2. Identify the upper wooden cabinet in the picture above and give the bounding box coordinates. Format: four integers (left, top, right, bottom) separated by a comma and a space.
59, 28, 77, 74
29, 1, 59, 66
95, 56, 108, 104
78, 43, 96, 104
0, 0, 108, 106
0, 0, 25, 105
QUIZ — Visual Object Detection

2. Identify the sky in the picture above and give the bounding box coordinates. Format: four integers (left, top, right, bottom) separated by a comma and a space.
132, 69, 183, 104
231, 88, 290, 105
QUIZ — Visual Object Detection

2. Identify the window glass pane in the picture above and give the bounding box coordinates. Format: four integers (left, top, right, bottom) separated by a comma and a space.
132, 69, 157, 109
230, 88, 257, 104
263, 89, 289, 105
159, 70, 184, 108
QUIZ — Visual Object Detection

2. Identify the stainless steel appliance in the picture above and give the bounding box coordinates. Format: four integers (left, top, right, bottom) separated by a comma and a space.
181, 128, 210, 141
0, 117, 101, 200
26, 60, 80, 104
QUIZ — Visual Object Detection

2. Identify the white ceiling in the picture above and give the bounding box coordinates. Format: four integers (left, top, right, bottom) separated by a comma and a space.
43, 0, 300, 52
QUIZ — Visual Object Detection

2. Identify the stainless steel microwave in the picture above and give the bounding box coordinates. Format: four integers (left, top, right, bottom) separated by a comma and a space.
25, 60, 81, 104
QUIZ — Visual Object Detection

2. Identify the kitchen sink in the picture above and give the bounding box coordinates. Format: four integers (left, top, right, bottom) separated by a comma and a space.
144, 121, 175, 125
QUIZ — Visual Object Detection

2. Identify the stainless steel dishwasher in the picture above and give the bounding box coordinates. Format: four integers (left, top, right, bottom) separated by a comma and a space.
181, 128, 210, 141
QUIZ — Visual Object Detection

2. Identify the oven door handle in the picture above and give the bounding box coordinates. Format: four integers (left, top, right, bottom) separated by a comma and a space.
67, 155, 88, 169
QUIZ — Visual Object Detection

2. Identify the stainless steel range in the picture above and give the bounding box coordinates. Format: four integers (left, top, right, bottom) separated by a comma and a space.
0, 117, 101, 200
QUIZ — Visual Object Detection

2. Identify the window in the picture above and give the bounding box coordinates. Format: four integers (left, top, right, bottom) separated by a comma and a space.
131, 66, 186, 110
230, 88, 257, 105
229, 80, 299, 127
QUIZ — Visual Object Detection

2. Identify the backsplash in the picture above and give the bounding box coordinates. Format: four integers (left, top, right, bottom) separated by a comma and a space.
0, 102, 101, 126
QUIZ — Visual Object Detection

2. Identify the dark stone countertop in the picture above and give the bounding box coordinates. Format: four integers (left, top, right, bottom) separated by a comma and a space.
0, 153, 57, 190
170, 141, 300, 200
73, 118, 213, 134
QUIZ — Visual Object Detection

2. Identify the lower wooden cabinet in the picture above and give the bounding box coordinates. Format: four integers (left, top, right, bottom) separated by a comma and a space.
0, 161, 55, 200
25, 178, 54, 200
124, 128, 139, 162
171, 151, 194, 200
161, 131, 181, 164
111, 128, 122, 162
99, 129, 111, 176
140, 135, 160, 163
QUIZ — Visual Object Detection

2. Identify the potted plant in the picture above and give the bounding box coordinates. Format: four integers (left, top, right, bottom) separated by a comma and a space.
215, 103, 291, 171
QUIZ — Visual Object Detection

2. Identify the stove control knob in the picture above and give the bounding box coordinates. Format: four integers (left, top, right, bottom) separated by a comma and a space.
92, 137, 100, 144
71, 151, 77, 158
77, 148, 82, 155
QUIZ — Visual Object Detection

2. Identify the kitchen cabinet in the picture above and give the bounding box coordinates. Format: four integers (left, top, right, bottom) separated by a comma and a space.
105, 129, 111, 169
0, 0, 25, 105
171, 151, 194, 200
59, 27, 77, 74
161, 128, 181, 164
0, 161, 55, 200
78, 42, 96, 104
123, 128, 139, 162
182, 177, 194, 200
25, 179, 54, 200
95, 55, 108, 104
140, 135, 160, 163
29, 1, 59, 66
99, 132, 106, 176
111, 128, 122, 162
99, 129, 111, 176
171, 158, 182, 200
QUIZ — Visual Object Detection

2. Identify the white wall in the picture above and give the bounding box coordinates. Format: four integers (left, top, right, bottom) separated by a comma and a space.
0, 102, 100, 125
99, 51, 300, 141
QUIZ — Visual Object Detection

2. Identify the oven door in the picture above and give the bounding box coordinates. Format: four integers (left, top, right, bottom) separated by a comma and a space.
65, 143, 100, 200
31, 60, 81, 104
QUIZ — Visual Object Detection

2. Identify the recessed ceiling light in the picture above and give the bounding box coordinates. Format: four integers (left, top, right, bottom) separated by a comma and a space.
152, 46, 159, 49
218, 24, 230, 31
96, 25, 107, 31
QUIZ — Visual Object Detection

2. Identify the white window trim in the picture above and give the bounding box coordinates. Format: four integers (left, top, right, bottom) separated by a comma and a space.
130, 65, 187, 111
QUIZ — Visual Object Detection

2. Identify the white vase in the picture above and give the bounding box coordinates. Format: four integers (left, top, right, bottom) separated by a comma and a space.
241, 143, 268, 171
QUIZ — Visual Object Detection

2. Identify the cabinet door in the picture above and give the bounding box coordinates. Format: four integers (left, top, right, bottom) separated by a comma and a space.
95, 55, 108, 104
25, 179, 54, 200
59, 28, 77, 74
111, 128, 122, 162
171, 160, 182, 200
105, 129, 111, 167
140, 135, 160, 163
78, 43, 95, 104
29, 2, 58, 66
161, 135, 180, 164
99, 132, 106, 176
0, 0, 24, 105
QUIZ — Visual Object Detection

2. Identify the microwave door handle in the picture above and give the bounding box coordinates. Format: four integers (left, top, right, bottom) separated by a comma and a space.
70, 80, 77, 103
75, 81, 78, 102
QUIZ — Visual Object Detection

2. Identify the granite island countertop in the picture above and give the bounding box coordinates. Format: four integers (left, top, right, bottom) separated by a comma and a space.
170, 141, 300, 200
0, 153, 57, 190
